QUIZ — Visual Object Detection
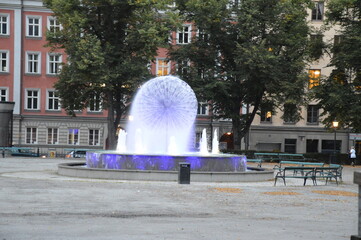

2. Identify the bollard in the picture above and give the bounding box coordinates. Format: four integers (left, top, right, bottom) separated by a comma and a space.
178, 162, 190, 184
351, 172, 361, 240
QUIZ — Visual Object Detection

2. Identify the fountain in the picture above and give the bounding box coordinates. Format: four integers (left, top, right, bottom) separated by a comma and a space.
58, 76, 274, 182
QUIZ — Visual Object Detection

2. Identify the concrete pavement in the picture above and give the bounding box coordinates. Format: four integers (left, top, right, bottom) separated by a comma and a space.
0, 157, 359, 240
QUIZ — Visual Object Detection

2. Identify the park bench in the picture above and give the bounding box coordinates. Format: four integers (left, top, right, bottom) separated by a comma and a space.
274, 166, 341, 186
255, 152, 318, 163
273, 161, 325, 176
246, 159, 263, 168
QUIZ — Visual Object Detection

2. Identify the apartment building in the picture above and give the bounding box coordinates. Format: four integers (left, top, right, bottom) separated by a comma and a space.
0, 0, 107, 155
0, 0, 359, 156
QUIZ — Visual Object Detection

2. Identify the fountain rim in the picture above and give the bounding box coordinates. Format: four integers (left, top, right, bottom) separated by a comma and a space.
87, 150, 245, 159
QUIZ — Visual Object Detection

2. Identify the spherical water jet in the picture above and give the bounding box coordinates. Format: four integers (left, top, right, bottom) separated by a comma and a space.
126, 76, 198, 154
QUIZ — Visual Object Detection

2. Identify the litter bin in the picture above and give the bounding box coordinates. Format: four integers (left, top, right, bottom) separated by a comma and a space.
178, 162, 190, 184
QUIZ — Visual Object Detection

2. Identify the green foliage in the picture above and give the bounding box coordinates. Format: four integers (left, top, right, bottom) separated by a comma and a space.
44, 0, 172, 148
171, 0, 312, 148
313, 0, 361, 132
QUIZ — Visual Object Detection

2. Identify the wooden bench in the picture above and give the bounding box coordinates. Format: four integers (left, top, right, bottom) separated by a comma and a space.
246, 159, 263, 168
274, 166, 341, 186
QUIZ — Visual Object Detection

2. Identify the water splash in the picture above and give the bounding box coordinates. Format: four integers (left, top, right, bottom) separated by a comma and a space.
212, 129, 220, 154
199, 128, 208, 154
116, 129, 127, 152
126, 76, 198, 154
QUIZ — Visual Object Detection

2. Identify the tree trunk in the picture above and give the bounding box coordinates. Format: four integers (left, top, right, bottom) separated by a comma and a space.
106, 91, 117, 150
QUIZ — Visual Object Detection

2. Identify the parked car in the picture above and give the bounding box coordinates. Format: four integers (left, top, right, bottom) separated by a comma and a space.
65, 150, 87, 158
11, 148, 38, 157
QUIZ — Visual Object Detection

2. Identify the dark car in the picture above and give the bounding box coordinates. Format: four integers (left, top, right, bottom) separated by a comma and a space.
65, 150, 87, 158
11, 148, 38, 157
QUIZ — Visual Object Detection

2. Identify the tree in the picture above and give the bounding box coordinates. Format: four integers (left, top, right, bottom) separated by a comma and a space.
313, 0, 361, 131
44, 0, 174, 149
170, 0, 312, 149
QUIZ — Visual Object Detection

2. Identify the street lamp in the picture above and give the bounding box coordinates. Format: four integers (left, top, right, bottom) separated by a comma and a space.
332, 120, 339, 164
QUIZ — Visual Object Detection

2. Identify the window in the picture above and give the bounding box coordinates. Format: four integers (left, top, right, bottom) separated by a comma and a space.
309, 35, 323, 60
47, 16, 61, 33
176, 60, 190, 77
26, 89, 40, 110
68, 129, 79, 145
321, 140, 341, 154
89, 129, 100, 146
306, 139, 319, 153
88, 94, 102, 112
197, 29, 210, 42
0, 14, 9, 35
26, 16, 41, 37
307, 105, 319, 124
0, 88, 8, 101
311, 2, 324, 21
26, 127, 37, 144
197, 102, 209, 115
0, 50, 9, 72
26, 52, 41, 74
47, 128, 58, 144
47, 53, 62, 74
283, 104, 298, 123
156, 59, 170, 76
47, 90, 60, 110
260, 109, 272, 122
308, 69, 320, 89
177, 25, 191, 44
284, 139, 297, 153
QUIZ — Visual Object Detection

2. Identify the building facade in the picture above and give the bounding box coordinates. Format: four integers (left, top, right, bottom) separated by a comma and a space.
0, 0, 360, 156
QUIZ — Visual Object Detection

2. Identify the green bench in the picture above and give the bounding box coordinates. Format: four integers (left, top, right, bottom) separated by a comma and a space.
246, 159, 263, 168
274, 166, 341, 186
274, 161, 325, 176
254, 153, 317, 163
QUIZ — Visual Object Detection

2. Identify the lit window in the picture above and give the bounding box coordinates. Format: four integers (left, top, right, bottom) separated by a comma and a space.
156, 59, 170, 76
47, 90, 60, 110
47, 53, 62, 74
0, 14, 9, 35
0, 51, 9, 72
261, 109, 272, 122
68, 129, 79, 145
177, 25, 191, 44
47, 16, 61, 33
27, 16, 42, 37
308, 69, 321, 89
26, 52, 41, 74
47, 128, 58, 144
25, 89, 40, 110
26, 127, 37, 144
89, 129, 100, 146
311, 2, 324, 21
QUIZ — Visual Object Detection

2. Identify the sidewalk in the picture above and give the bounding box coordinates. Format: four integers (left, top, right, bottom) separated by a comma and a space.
0, 157, 359, 240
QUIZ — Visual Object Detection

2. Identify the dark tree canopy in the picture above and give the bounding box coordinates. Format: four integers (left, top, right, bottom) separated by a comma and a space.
313, 0, 361, 131
44, 0, 174, 149
170, 0, 312, 149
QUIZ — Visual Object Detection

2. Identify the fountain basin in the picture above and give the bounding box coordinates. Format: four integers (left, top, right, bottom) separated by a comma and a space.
58, 162, 274, 182
86, 151, 247, 172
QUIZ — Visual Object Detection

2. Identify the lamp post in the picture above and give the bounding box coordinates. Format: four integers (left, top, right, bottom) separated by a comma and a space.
332, 120, 339, 164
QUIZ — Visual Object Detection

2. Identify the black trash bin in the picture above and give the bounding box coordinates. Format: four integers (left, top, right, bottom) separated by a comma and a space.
178, 162, 190, 184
